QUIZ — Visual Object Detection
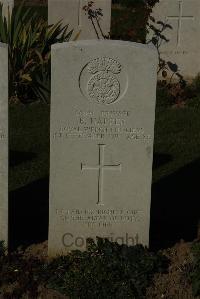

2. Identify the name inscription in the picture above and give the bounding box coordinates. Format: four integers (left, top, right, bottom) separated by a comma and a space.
53, 110, 151, 143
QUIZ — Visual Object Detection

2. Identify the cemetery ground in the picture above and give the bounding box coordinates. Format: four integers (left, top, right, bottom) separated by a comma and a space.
1, 84, 199, 298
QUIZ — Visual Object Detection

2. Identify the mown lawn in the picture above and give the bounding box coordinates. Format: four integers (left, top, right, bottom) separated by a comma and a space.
9, 104, 50, 192
153, 105, 200, 183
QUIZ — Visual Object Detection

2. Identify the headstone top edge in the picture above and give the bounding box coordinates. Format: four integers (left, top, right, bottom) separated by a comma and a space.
51, 40, 158, 54
0, 43, 8, 49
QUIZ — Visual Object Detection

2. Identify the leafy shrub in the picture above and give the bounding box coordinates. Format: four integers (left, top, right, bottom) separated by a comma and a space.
0, 238, 169, 298
0, 2, 72, 103
190, 73, 200, 95
0, 250, 44, 298
46, 238, 168, 299
111, 0, 159, 43
112, 0, 158, 7
177, 73, 200, 108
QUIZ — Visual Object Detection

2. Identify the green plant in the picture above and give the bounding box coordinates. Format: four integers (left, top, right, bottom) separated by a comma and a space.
0, 250, 44, 298
46, 238, 168, 299
83, 1, 108, 39
0, 2, 73, 103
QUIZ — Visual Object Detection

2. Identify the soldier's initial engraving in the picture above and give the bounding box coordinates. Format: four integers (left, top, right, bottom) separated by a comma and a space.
167, 0, 194, 48
81, 144, 122, 205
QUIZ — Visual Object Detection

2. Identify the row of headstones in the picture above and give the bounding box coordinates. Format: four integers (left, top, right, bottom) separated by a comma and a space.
2, 0, 200, 78
1, 0, 112, 40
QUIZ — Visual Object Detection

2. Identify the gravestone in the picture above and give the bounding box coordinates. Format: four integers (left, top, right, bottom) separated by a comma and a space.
48, 0, 111, 40
49, 40, 158, 256
1, 0, 14, 16
0, 43, 8, 245
148, 0, 200, 79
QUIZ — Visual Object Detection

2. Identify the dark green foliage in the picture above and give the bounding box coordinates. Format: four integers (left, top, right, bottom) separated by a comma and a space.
192, 74, 200, 94
155, 72, 200, 108
46, 238, 168, 299
112, 0, 158, 7
111, 0, 159, 42
0, 238, 168, 298
180, 74, 200, 108
190, 242, 200, 297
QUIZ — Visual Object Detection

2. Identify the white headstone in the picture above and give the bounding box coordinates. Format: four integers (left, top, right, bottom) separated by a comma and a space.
1, 0, 14, 17
0, 43, 8, 246
148, 0, 200, 79
48, 0, 111, 40
48, 40, 158, 256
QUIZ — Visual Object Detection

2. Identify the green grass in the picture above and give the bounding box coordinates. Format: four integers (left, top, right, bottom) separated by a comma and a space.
9, 103, 50, 191
153, 105, 200, 183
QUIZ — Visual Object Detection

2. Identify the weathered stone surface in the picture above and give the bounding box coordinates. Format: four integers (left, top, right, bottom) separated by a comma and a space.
48, 40, 157, 256
148, 0, 200, 79
48, 0, 111, 40
0, 43, 8, 245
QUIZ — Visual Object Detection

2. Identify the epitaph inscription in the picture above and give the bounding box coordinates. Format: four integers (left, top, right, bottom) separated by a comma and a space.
56, 208, 143, 227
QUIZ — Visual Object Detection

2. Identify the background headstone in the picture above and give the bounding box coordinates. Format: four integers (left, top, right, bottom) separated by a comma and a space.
1, 0, 14, 16
149, 0, 200, 79
0, 43, 8, 245
48, 0, 112, 40
48, 40, 157, 256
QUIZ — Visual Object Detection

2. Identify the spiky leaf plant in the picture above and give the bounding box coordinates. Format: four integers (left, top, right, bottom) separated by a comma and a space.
0, 2, 73, 103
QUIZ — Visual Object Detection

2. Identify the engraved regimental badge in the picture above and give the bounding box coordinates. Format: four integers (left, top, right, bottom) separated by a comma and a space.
79, 57, 128, 105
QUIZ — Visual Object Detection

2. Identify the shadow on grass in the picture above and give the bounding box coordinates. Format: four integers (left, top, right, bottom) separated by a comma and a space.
9, 177, 49, 250
9, 150, 37, 167
150, 157, 200, 250
153, 153, 172, 169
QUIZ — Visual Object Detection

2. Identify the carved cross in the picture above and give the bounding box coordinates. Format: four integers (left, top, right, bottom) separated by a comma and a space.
167, 0, 194, 47
81, 144, 122, 205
